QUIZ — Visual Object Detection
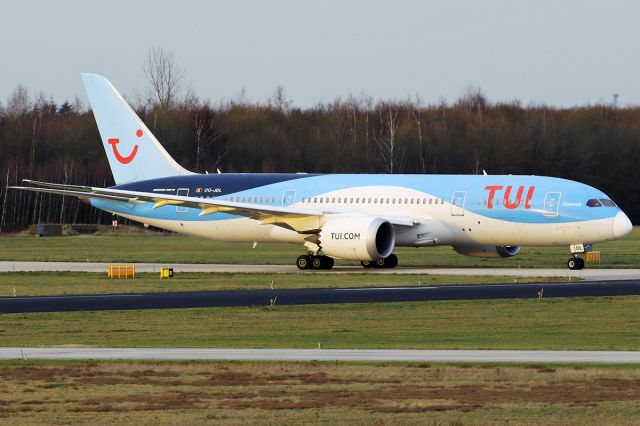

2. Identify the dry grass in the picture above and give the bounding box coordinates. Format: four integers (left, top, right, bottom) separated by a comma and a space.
0, 361, 639, 424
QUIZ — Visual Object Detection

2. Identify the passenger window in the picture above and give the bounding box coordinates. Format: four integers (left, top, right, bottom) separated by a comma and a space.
587, 199, 602, 207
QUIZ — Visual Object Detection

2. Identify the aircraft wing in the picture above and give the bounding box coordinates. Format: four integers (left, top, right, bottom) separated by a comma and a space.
11, 180, 418, 233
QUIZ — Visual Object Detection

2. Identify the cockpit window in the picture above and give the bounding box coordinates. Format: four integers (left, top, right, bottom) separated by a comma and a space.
586, 199, 602, 207
599, 199, 617, 207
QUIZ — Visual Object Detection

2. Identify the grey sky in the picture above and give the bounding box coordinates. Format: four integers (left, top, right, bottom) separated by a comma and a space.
1, 0, 638, 108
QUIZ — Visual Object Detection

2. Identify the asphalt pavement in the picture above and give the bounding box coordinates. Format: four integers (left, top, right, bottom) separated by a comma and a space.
1, 347, 638, 364
2, 279, 639, 313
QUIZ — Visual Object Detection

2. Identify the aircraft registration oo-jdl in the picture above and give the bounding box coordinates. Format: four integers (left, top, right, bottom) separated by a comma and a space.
11, 74, 633, 270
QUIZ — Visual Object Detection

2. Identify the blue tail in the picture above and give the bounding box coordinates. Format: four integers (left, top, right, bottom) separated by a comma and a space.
81, 73, 192, 184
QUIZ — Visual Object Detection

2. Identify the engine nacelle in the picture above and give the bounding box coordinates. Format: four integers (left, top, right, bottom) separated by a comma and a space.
319, 216, 395, 261
453, 245, 521, 258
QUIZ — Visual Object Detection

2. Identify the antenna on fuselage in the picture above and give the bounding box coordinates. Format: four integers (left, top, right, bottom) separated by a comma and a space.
217, 168, 222, 174
482, 170, 487, 175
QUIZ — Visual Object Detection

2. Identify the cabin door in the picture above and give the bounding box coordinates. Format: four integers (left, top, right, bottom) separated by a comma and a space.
543, 192, 561, 217
176, 188, 189, 213
282, 189, 297, 206
451, 191, 466, 216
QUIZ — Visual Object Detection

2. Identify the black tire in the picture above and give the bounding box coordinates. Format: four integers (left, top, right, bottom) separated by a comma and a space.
296, 255, 310, 270
311, 256, 323, 270
385, 254, 398, 268
322, 256, 335, 270
567, 258, 577, 270
361, 260, 373, 268
576, 257, 585, 270
375, 258, 386, 268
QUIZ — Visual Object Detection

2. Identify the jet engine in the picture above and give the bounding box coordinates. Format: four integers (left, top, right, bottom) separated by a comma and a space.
453, 245, 521, 258
319, 216, 395, 261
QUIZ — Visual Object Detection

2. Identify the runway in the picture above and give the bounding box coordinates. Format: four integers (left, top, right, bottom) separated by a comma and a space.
1, 347, 638, 364
1, 261, 640, 281
2, 279, 639, 313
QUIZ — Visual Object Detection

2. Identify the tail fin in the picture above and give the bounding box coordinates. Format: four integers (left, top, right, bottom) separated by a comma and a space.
81, 73, 192, 184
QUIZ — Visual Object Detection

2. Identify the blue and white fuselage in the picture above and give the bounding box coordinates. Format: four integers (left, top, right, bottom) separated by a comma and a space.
94, 172, 630, 250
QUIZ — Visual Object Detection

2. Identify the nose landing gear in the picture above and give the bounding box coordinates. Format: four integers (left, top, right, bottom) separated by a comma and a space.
567, 256, 585, 270
567, 243, 590, 270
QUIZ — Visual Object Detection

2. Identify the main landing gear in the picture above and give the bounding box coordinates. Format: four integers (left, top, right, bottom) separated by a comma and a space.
296, 254, 335, 270
361, 253, 398, 269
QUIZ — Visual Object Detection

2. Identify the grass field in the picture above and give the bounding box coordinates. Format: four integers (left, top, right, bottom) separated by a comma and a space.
1, 226, 639, 267
0, 272, 572, 297
2, 297, 639, 350
1, 360, 639, 424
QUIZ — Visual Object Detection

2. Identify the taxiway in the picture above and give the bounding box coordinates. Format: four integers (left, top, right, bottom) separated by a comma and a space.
1, 347, 638, 364
2, 279, 639, 313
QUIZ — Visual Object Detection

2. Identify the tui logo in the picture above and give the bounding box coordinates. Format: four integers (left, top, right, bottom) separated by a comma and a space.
108, 129, 143, 164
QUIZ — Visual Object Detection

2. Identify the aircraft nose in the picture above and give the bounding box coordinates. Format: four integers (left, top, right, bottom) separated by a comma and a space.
612, 211, 633, 238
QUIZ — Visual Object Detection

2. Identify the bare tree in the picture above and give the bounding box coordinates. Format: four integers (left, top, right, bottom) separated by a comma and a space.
6, 83, 30, 116
193, 106, 227, 171
143, 47, 185, 110
270, 86, 292, 113
409, 95, 427, 173
374, 104, 400, 173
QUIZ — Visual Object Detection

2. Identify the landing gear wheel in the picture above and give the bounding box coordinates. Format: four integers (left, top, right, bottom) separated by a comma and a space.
373, 254, 398, 269
323, 256, 335, 269
385, 254, 398, 269
296, 255, 311, 270
311, 256, 323, 270
361, 260, 373, 268
311, 255, 334, 270
567, 257, 585, 270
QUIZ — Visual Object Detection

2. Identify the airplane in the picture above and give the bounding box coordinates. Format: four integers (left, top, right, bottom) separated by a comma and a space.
10, 74, 633, 270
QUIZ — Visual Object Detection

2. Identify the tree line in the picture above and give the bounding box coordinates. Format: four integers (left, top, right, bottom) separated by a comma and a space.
0, 84, 638, 231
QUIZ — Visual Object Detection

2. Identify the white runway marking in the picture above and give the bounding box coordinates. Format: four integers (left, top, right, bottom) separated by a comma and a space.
0, 347, 638, 364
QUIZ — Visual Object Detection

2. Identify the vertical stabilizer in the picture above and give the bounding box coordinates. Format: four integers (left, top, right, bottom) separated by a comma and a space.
81, 73, 192, 184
